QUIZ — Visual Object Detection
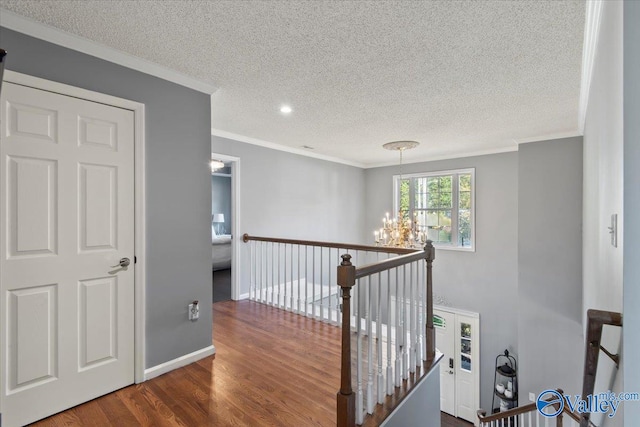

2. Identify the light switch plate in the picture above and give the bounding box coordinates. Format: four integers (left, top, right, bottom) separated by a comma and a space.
609, 214, 618, 248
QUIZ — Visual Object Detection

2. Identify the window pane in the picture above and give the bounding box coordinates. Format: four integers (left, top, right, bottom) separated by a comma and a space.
439, 191, 452, 208
459, 173, 471, 191
426, 210, 439, 226
439, 175, 452, 192
459, 209, 471, 247
461, 355, 471, 371
459, 191, 471, 209
427, 193, 440, 208
427, 177, 439, 193
461, 322, 471, 338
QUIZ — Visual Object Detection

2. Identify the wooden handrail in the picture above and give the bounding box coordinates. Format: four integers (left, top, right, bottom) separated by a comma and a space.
355, 250, 429, 279
477, 401, 538, 422
242, 233, 418, 255
580, 309, 622, 427
478, 388, 578, 426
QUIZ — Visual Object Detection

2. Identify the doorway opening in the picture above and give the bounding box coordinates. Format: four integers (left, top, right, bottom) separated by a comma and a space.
210, 153, 240, 303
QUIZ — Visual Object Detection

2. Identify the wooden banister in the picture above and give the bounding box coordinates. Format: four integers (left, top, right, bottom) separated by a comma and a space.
337, 254, 356, 427
424, 240, 435, 364
242, 233, 418, 255
580, 309, 622, 427
354, 250, 428, 278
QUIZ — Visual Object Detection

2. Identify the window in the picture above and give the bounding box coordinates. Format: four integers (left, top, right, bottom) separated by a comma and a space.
394, 168, 474, 250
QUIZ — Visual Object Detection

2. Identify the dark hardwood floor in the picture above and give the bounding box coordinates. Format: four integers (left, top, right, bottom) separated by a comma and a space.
30, 300, 471, 426
212, 268, 232, 303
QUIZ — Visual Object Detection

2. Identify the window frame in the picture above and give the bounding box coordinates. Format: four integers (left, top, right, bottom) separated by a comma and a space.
392, 168, 476, 252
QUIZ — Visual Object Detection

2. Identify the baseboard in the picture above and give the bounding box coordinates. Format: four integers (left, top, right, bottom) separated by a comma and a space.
144, 344, 216, 381
238, 292, 250, 300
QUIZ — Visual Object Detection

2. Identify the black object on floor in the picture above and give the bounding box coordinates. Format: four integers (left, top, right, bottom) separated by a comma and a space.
213, 268, 232, 303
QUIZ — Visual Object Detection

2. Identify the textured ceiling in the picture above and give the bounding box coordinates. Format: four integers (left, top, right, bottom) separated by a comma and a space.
0, 0, 586, 166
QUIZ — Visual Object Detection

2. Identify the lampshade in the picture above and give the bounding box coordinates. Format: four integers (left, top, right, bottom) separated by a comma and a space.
213, 214, 225, 223
210, 160, 225, 172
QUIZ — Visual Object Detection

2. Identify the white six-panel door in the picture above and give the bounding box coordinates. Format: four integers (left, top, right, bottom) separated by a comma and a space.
0, 82, 135, 426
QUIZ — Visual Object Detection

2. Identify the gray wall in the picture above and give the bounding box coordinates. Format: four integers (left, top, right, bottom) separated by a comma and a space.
624, 1, 640, 424
210, 136, 366, 296
381, 363, 441, 427
365, 152, 519, 412
581, 2, 625, 425
0, 28, 213, 368
517, 138, 583, 403
211, 175, 231, 234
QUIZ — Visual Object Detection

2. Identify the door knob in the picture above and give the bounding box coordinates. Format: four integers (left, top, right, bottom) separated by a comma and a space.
448, 370, 454, 374
115, 257, 130, 268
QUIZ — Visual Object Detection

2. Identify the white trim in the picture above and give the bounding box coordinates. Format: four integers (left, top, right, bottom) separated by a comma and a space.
514, 131, 583, 145
210, 152, 242, 301
578, 0, 604, 133
0, 9, 217, 95
365, 145, 518, 169
211, 128, 365, 168
3, 70, 148, 384
239, 292, 251, 300
144, 345, 216, 381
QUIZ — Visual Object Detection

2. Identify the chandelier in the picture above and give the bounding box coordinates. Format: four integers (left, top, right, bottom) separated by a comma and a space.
374, 141, 424, 248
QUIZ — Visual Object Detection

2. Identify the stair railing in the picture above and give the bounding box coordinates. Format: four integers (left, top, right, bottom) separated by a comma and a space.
580, 309, 622, 427
242, 234, 437, 427
337, 241, 436, 426
478, 389, 582, 427
242, 233, 415, 324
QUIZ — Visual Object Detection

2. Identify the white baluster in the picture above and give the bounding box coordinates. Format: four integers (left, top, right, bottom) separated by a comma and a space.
320, 248, 324, 320
355, 278, 364, 425
289, 242, 293, 310
249, 240, 254, 300
312, 247, 316, 318
258, 241, 263, 303
296, 245, 301, 314
386, 269, 393, 395
409, 262, 416, 373
268, 242, 276, 306
376, 273, 384, 404
395, 267, 401, 387
402, 264, 409, 380
366, 276, 374, 414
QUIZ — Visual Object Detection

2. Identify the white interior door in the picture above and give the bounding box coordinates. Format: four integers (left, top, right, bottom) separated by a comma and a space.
0, 82, 135, 427
435, 309, 456, 416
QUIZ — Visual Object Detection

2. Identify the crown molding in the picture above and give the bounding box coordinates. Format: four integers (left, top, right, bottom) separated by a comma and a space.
211, 128, 366, 168
365, 145, 519, 169
578, 0, 604, 133
0, 9, 217, 94
514, 130, 583, 145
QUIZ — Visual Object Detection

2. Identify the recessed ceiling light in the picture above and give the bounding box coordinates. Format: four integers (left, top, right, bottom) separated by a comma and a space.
280, 105, 292, 114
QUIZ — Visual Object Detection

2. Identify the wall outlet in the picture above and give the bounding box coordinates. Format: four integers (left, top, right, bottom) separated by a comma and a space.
188, 301, 199, 321
529, 392, 536, 402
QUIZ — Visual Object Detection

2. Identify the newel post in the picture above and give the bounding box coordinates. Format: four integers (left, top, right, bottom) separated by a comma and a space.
424, 240, 436, 365
337, 254, 356, 427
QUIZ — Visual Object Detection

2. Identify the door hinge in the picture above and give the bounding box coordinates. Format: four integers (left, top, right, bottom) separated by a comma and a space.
134, 255, 137, 264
